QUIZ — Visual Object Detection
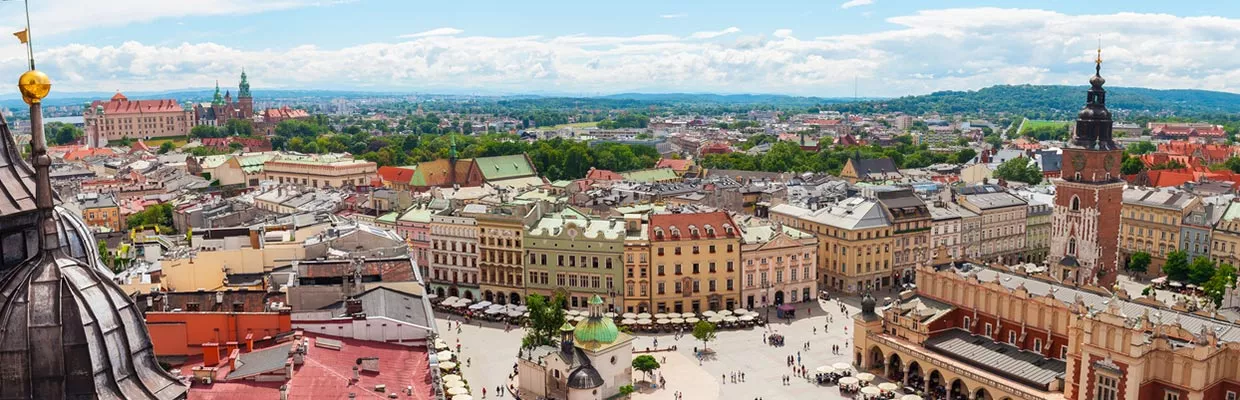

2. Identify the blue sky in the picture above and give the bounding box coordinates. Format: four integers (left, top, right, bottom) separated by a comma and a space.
3, 0, 1240, 96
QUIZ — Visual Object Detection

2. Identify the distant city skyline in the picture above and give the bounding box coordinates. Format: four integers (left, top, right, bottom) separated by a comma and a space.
2, 0, 1239, 96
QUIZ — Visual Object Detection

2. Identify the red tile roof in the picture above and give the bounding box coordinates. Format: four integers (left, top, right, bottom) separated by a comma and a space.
63, 147, 115, 161
263, 106, 311, 120
186, 333, 432, 400
377, 166, 417, 184
585, 168, 623, 181
91, 94, 183, 115
648, 211, 737, 241
655, 158, 691, 171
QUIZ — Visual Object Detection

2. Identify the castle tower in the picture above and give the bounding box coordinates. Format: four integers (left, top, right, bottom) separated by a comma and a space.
1048, 47, 1123, 287
238, 70, 253, 119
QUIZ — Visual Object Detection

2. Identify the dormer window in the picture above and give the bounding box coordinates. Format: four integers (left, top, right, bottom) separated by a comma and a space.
654, 227, 664, 239
688, 225, 699, 237
670, 227, 680, 238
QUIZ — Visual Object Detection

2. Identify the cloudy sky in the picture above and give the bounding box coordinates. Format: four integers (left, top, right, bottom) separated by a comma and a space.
2, 0, 1239, 97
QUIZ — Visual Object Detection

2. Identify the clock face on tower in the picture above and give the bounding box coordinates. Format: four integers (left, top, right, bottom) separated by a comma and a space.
1103, 154, 1114, 172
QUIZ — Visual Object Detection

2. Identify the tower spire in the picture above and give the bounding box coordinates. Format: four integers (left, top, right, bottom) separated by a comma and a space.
1095, 37, 1102, 76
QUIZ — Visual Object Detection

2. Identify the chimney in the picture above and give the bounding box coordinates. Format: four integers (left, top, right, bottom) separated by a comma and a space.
345, 297, 362, 314
202, 342, 221, 367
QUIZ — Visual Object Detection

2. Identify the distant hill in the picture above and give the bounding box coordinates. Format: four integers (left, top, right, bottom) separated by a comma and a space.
827, 84, 1240, 117
598, 93, 865, 106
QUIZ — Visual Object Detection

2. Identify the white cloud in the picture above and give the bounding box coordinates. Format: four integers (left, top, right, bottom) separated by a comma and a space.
660, 13, 688, 19
17, 8, 1240, 96
398, 28, 465, 39
841, 0, 874, 9
690, 27, 741, 39
0, 0, 332, 37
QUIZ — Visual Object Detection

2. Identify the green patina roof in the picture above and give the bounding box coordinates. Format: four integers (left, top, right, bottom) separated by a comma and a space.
560, 322, 576, 332
239, 154, 276, 174
574, 314, 619, 344
377, 212, 399, 224
620, 167, 679, 183
475, 154, 536, 180
398, 207, 433, 223
588, 295, 603, 305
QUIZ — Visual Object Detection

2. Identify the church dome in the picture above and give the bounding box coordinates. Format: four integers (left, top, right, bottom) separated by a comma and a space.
574, 295, 619, 344
566, 365, 604, 389
1090, 73, 1105, 88
0, 111, 187, 399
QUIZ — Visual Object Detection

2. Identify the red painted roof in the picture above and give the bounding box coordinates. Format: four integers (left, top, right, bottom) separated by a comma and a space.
64, 147, 115, 161
263, 106, 311, 120
186, 333, 432, 400
92, 95, 183, 115
648, 211, 736, 241
377, 166, 416, 184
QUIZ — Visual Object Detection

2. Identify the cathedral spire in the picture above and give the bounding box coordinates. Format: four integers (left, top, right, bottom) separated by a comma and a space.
239, 68, 251, 98
212, 80, 224, 106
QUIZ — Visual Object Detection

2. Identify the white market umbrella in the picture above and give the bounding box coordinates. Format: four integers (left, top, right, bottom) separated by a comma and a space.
573, 316, 586, 322
457, 298, 473, 305
815, 366, 835, 374
856, 372, 876, 382
453, 396, 474, 400
701, 310, 716, 317
447, 387, 470, 396
733, 308, 748, 315
507, 310, 523, 317
637, 313, 652, 319
442, 296, 459, 303
656, 318, 671, 324
621, 318, 637, 324
436, 350, 455, 361
439, 361, 457, 371
485, 308, 502, 315
636, 319, 652, 325
442, 374, 462, 382
434, 340, 449, 350
469, 301, 491, 310
901, 395, 924, 400
838, 377, 859, 386
654, 313, 668, 319
670, 317, 685, 324
878, 382, 899, 391
487, 303, 505, 310
861, 386, 881, 396
444, 380, 466, 388
739, 315, 755, 321
723, 316, 738, 323
566, 310, 580, 316
604, 312, 618, 318
667, 312, 681, 318
622, 313, 637, 319
833, 362, 853, 371
718, 310, 733, 316
707, 316, 723, 323
685, 317, 700, 323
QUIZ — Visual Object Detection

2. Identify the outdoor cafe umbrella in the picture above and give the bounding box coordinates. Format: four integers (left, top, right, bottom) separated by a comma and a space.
707, 316, 723, 323
436, 350, 455, 361
621, 318, 637, 325
701, 310, 716, 317
815, 366, 835, 375
507, 310, 523, 318
654, 313, 668, 319
670, 317, 685, 324
434, 340, 449, 350
566, 310, 581, 316
722, 316, 738, 323
637, 313, 652, 319
833, 362, 853, 371
469, 301, 491, 310
901, 395, 924, 400
456, 298, 473, 305
488, 303, 505, 310
439, 361, 458, 371
442, 296, 459, 303
636, 319, 653, 325
604, 312, 618, 318
442, 374, 462, 382
739, 315, 755, 322
856, 372, 876, 382
861, 386, 881, 396
718, 310, 733, 316
685, 317, 700, 323
733, 308, 748, 315
447, 387, 470, 396
444, 380, 466, 389
667, 312, 681, 318
878, 382, 899, 392
622, 313, 637, 319
838, 377, 859, 386
453, 395, 474, 400
656, 318, 671, 324
572, 316, 585, 322
485, 308, 502, 315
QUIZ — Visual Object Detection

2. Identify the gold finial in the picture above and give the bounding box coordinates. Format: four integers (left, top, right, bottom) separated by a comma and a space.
18, 69, 50, 105
1096, 36, 1102, 65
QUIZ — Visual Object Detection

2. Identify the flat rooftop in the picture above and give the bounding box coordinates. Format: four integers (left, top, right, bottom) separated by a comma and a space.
186, 333, 432, 400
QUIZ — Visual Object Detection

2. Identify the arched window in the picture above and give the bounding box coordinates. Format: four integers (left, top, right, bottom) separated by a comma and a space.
1068, 238, 1077, 256
1074, 172, 1082, 181
1070, 196, 1081, 211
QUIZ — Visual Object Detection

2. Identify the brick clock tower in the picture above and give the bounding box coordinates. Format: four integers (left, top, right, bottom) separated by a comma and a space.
1048, 50, 1123, 288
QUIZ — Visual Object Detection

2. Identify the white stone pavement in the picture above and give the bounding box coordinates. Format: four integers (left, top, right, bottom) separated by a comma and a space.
436, 296, 885, 400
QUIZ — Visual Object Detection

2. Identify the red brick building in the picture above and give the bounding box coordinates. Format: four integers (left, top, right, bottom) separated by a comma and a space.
1048, 55, 1123, 288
